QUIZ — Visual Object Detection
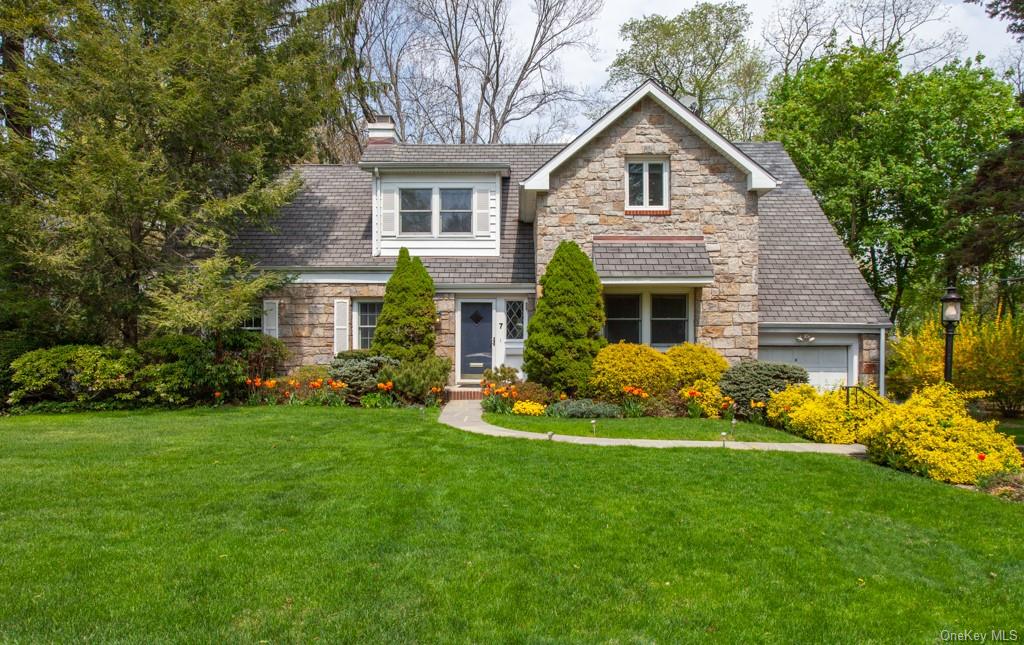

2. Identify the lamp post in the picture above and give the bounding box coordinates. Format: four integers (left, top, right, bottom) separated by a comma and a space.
940, 284, 963, 382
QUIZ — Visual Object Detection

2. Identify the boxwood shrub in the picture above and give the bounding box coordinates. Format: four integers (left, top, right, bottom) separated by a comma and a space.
719, 360, 809, 416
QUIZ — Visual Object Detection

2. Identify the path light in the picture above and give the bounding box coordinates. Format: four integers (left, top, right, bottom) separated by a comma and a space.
591, 419, 596, 436
721, 431, 727, 448
940, 284, 963, 382
547, 431, 553, 441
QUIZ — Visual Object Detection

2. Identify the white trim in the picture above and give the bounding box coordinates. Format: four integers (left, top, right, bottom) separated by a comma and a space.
521, 80, 777, 193
601, 277, 713, 286
758, 332, 861, 388
879, 327, 887, 396
293, 271, 392, 284
760, 322, 894, 331
624, 157, 670, 210
602, 288, 695, 347
261, 300, 279, 338
352, 299, 384, 350
333, 298, 350, 354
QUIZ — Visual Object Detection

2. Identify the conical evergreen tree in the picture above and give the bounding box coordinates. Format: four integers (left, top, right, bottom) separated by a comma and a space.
372, 248, 437, 362
523, 241, 606, 392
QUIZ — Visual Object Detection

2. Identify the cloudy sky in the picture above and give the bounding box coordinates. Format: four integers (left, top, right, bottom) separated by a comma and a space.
504, 0, 1021, 137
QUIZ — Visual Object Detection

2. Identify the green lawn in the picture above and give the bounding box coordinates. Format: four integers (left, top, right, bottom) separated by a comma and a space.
1, 407, 1022, 642
999, 418, 1024, 443
483, 412, 807, 442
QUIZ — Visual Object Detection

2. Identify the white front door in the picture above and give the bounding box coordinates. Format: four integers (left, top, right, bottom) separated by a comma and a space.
759, 345, 850, 390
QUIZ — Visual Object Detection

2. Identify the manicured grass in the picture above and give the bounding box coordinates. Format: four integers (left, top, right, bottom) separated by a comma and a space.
483, 412, 807, 442
2, 406, 1023, 642
999, 417, 1024, 443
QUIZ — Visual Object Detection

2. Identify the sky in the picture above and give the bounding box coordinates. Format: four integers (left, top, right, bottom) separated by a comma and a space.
504, 0, 1021, 137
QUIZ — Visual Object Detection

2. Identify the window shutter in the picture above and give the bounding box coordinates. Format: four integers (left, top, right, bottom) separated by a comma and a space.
333, 298, 350, 355
262, 300, 279, 338
474, 188, 490, 237
380, 189, 397, 237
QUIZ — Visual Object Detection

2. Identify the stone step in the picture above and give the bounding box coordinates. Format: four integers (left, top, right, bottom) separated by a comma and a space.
445, 387, 483, 401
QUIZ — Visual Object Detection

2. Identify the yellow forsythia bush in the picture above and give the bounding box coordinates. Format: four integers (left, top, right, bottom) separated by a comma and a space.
665, 342, 729, 388
766, 383, 819, 428
588, 342, 675, 401
512, 400, 546, 416
860, 383, 1023, 484
682, 378, 726, 419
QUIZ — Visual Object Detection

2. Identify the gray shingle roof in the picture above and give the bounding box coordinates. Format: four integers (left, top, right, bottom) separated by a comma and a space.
593, 240, 713, 279
231, 144, 562, 284
737, 142, 891, 327
233, 139, 889, 327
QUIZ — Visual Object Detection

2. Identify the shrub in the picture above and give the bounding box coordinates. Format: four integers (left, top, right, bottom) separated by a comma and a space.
665, 343, 729, 388
360, 391, 400, 409
372, 248, 437, 362
382, 355, 451, 404
136, 335, 215, 404
516, 381, 556, 405
0, 331, 40, 406
888, 313, 1024, 416
481, 365, 522, 388
221, 329, 287, 378
546, 398, 622, 419
680, 378, 726, 419
512, 400, 546, 416
719, 360, 809, 416
291, 364, 331, 382
766, 383, 820, 428
328, 350, 400, 399
787, 389, 887, 444
860, 383, 1023, 484
523, 241, 606, 393
8, 345, 143, 405
588, 342, 674, 402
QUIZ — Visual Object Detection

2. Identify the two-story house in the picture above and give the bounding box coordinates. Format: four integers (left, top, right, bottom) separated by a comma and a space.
233, 81, 893, 393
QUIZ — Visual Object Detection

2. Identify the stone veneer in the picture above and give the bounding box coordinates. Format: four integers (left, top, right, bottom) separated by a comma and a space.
270, 283, 456, 373
534, 97, 759, 360
858, 333, 880, 388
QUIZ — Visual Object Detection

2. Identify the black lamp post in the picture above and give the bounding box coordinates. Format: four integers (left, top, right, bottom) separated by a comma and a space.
940, 284, 963, 382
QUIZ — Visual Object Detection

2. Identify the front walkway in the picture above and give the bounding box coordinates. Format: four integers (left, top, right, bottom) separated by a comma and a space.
439, 400, 867, 455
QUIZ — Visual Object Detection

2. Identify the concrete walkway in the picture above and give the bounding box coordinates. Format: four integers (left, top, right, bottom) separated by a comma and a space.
438, 400, 867, 456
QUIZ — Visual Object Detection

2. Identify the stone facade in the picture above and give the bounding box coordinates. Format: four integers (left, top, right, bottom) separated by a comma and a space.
858, 333, 880, 388
534, 97, 759, 360
271, 283, 456, 374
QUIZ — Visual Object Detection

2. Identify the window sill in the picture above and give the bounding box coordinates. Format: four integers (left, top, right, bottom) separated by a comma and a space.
624, 208, 671, 216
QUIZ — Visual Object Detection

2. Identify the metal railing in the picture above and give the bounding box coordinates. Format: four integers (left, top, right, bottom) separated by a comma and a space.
842, 385, 886, 408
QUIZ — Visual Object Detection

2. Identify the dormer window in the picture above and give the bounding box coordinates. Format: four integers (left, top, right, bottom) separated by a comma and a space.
440, 188, 473, 233
399, 188, 432, 234
626, 159, 669, 211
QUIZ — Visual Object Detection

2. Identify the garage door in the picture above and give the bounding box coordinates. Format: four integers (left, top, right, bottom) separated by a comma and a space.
758, 346, 849, 390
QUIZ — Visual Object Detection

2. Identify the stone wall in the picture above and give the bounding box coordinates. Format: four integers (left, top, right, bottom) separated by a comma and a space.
270, 283, 456, 375
534, 97, 759, 360
859, 333, 880, 388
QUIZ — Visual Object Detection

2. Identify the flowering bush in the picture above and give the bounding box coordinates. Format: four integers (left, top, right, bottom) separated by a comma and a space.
860, 383, 1022, 484
680, 378, 726, 419
789, 390, 887, 444
888, 313, 1024, 416
766, 384, 820, 428
748, 399, 767, 424
665, 343, 729, 388
8, 345, 144, 406
516, 381, 556, 405
512, 400, 546, 416
588, 342, 674, 402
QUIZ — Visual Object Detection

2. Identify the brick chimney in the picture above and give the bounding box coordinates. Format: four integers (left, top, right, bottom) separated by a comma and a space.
367, 114, 399, 145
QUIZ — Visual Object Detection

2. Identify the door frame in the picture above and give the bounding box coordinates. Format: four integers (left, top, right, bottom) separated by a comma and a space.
455, 299, 496, 384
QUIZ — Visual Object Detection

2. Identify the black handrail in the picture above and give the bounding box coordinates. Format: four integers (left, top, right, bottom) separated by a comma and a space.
843, 385, 886, 408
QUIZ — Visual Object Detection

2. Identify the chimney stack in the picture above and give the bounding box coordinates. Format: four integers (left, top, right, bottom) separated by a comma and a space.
367, 114, 398, 145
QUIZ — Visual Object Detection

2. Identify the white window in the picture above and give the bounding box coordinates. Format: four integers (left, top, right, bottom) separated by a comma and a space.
505, 300, 525, 340
240, 312, 262, 331
604, 293, 689, 347
399, 188, 432, 234
440, 188, 473, 234
355, 301, 383, 349
626, 159, 669, 209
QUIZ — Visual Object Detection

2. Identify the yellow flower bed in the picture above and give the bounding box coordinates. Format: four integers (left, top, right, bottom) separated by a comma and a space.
766, 383, 819, 427
767, 383, 887, 444
860, 383, 1022, 484
588, 342, 675, 401
512, 400, 546, 416
680, 378, 726, 419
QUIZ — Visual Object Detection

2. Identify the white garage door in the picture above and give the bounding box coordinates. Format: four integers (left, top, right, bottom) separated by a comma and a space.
758, 346, 849, 390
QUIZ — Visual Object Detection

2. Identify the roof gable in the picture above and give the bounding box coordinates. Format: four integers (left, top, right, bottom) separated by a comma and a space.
521, 80, 777, 193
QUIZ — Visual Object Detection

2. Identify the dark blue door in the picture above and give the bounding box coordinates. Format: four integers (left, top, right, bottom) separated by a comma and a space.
460, 302, 492, 380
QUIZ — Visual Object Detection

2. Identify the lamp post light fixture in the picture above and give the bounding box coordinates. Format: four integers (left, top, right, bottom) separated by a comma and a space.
940, 284, 963, 382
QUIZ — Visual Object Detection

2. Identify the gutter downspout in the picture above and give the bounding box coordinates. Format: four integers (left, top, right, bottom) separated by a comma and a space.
879, 327, 886, 397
